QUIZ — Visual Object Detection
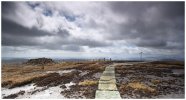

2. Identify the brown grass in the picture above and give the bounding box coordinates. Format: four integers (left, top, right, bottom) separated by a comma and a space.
78, 80, 98, 86
132, 61, 184, 69
115, 64, 124, 69
151, 80, 161, 85
2, 61, 107, 88
150, 61, 184, 66
119, 82, 158, 97
119, 82, 157, 95
127, 82, 156, 92
81, 62, 106, 71
2, 73, 48, 88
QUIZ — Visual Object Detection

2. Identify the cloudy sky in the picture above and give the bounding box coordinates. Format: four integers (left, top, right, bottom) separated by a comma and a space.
2, 1, 184, 60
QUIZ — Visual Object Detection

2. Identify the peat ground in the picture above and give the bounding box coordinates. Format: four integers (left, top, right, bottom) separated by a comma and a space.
1, 60, 184, 99
2, 61, 110, 99
115, 61, 184, 98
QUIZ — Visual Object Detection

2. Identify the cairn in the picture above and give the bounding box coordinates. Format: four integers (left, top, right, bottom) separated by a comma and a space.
25, 58, 55, 65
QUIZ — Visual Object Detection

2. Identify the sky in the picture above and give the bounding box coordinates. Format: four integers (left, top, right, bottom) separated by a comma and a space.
1, 1, 185, 60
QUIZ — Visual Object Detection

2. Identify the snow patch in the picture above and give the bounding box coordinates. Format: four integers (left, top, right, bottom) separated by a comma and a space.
2, 82, 76, 99
2, 84, 35, 97
93, 72, 102, 78
17, 86, 65, 99
46, 69, 76, 76
65, 82, 76, 90
79, 70, 89, 76
172, 69, 184, 75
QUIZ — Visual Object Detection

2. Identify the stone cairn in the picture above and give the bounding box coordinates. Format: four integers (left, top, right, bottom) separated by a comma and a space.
25, 58, 55, 65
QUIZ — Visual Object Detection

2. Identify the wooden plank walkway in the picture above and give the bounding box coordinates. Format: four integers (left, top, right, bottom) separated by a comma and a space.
95, 64, 121, 99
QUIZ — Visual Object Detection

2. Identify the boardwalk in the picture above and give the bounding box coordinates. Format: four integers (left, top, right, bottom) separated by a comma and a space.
95, 64, 121, 99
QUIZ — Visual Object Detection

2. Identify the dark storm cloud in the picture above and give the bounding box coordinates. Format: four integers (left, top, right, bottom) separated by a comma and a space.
1, 2, 110, 51
2, 18, 109, 50
41, 38, 110, 50
40, 44, 84, 52
109, 2, 184, 19
107, 2, 184, 50
2, 18, 52, 37
2, 2, 16, 15
108, 2, 153, 16
135, 39, 167, 48
1, 1, 184, 56
1, 17, 50, 46
159, 2, 184, 18
57, 25, 70, 37
2, 34, 40, 46
62, 45, 84, 51
70, 38, 110, 48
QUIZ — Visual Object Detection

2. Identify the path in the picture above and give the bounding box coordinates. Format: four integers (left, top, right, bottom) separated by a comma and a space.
95, 64, 121, 99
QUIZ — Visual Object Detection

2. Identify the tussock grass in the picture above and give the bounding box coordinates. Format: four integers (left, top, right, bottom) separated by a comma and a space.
151, 80, 161, 85
82, 63, 104, 71
133, 61, 184, 69
2, 61, 108, 88
44, 61, 100, 71
127, 82, 156, 92
2, 73, 48, 88
150, 61, 184, 66
78, 80, 98, 86
115, 64, 123, 68
119, 82, 157, 95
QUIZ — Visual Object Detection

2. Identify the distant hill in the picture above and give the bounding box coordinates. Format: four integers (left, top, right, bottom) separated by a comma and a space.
2, 58, 28, 64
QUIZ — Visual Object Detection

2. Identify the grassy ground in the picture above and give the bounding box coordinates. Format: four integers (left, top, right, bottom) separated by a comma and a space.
2, 61, 111, 99
2, 60, 184, 99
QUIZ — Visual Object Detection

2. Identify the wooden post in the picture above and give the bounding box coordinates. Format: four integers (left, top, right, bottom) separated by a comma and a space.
140, 52, 143, 61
